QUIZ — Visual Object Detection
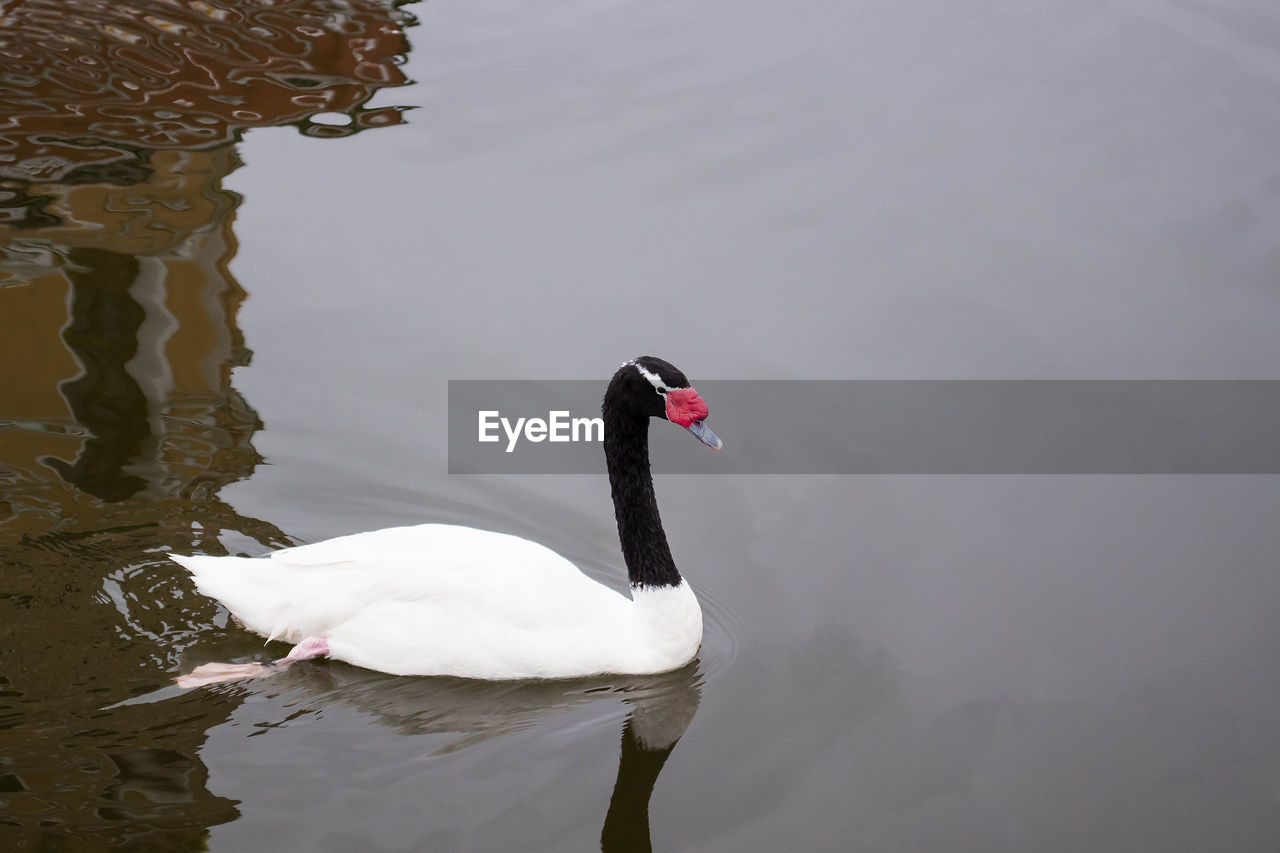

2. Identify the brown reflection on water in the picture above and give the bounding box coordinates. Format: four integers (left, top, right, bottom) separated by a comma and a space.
0, 1, 413, 846
0, 0, 411, 189
2, 146, 267, 525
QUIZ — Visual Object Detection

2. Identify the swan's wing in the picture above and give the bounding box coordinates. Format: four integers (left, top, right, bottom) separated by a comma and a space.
177, 523, 630, 656
268, 524, 446, 567
269, 523, 585, 583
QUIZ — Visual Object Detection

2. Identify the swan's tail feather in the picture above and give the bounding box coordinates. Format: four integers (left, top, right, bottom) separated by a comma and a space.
167, 553, 199, 573
169, 552, 295, 641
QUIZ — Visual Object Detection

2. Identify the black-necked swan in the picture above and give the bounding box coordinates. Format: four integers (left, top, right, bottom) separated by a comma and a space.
170, 356, 721, 684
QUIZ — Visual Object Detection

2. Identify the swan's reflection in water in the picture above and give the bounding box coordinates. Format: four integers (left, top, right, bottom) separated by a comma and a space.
601, 680, 700, 853
208, 657, 703, 851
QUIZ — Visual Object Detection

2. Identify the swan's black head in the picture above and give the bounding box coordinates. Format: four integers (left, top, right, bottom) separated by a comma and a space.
604, 356, 722, 451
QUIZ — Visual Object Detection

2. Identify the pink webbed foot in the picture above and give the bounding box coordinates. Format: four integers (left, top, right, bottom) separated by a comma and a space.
175, 637, 330, 690
176, 661, 272, 689
282, 636, 330, 663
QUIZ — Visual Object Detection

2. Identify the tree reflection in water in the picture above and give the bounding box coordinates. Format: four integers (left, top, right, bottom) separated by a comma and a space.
0, 1, 415, 846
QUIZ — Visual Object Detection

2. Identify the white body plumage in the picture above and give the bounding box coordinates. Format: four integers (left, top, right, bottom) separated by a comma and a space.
170, 523, 703, 680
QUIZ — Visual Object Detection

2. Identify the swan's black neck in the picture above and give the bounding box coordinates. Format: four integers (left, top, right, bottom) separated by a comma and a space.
604, 402, 683, 589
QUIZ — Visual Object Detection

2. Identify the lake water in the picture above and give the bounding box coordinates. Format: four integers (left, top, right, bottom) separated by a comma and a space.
3, 0, 1280, 849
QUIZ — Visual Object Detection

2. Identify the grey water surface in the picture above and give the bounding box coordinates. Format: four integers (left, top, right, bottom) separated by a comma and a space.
2, 0, 1280, 849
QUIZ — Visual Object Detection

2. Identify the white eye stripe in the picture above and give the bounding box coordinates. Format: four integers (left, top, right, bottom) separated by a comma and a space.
631, 361, 668, 394
628, 360, 686, 395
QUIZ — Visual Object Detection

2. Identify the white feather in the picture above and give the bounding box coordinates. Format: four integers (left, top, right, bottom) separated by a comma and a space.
169, 523, 702, 680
